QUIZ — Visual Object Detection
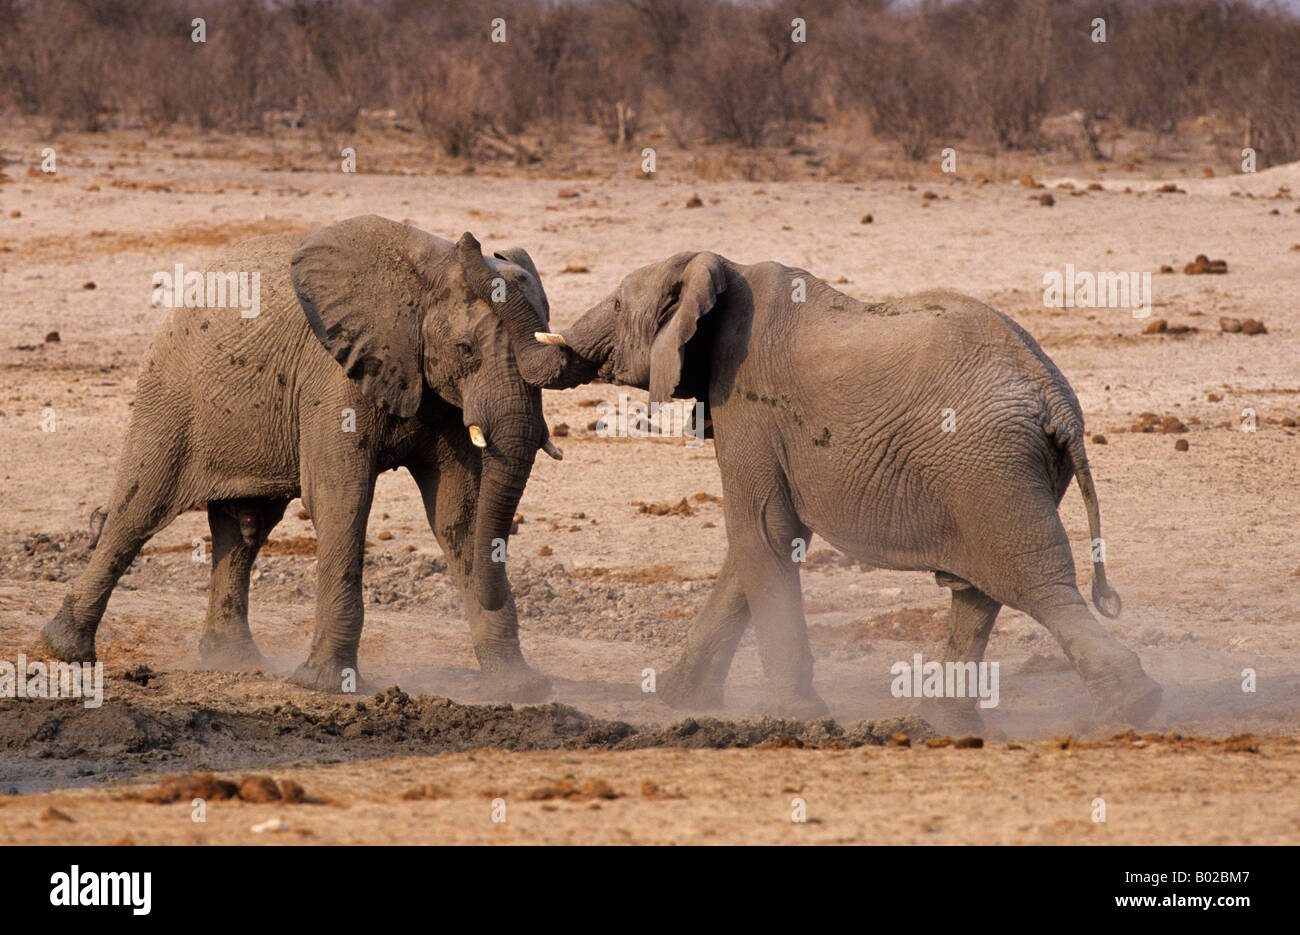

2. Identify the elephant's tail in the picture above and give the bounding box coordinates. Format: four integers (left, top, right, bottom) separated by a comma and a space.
1062, 432, 1122, 618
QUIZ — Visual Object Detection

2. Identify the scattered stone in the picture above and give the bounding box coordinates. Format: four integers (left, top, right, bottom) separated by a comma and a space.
1174, 438, 1189, 451
44, 331, 59, 343
860, 213, 873, 224
1038, 193, 1054, 206
559, 264, 589, 274
551, 423, 569, 438
377, 530, 393, 541
887, 733, 911, 748
39, 806, 74, 822
925, 736, 952, 748
954, 736, 984, 749
279, 779, 306, 804
1092, 434, 1107, 445
237, 775, 282, 803
1240, 318, 1267, 335
1223, 733, 1258, 754
538, 545, 553, 556
82, 281, 96, 289
685, 194, 703, 208
122, 664, 155, 686
1184, 254, 1227, 274
1207, 392, 1222, 402
1219, 317, 1242, 333
1143, 319, 1167, 334
1158, 264, 1174, 273
251, 817, 290, 833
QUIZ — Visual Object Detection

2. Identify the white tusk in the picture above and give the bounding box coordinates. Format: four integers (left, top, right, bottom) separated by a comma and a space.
534, 331, 570, 348
468, 425, 487, 448
541, 438, 564, 460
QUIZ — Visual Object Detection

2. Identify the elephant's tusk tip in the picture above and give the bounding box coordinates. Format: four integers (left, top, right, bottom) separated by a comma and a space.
541, 438, 564, 460
468, 425, 487, 448
534, 331, 569, 348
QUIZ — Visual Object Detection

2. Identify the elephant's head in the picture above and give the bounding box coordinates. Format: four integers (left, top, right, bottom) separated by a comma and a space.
536, 252, 728, 407
291, 215, 565, 611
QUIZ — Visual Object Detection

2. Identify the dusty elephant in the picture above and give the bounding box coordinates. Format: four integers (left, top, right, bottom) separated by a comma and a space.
537, 252, 1162, 727
43, 215, 568, 698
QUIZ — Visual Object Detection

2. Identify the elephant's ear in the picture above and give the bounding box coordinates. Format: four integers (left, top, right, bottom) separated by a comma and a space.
492, 247, 550, 324
648, 252, 727, 405
292, 216, 438, 419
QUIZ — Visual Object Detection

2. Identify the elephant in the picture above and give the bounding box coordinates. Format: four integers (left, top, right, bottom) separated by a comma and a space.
42, 215, 569, 699
536, 252, 1163, 728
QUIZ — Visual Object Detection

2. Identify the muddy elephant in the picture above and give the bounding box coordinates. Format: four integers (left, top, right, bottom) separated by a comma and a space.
43, 215, 568, 698
536, 252, 1162, 728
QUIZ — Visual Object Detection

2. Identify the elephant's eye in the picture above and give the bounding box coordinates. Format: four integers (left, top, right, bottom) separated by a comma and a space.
455, 341, 474, 361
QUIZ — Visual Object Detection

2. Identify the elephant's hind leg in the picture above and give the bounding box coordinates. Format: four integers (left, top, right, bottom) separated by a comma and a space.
658, 550, 750, 710
43, 468, 187, 662
198, 498, 288, 670
914, 583, 1001, 736
981, 510, 1161, 725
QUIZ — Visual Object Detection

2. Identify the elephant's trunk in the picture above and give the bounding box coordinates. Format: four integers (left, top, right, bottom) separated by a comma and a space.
470, 402, 540, 612
535, 296, 616, 389
457, 232, 568, 387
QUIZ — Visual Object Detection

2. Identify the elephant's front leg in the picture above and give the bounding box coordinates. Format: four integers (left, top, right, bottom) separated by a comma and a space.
290, 471, 376, 693
658, 549, 750, 710
408, 456, 551, 703
727, 488, 829, 719
913, 581, 1002, 736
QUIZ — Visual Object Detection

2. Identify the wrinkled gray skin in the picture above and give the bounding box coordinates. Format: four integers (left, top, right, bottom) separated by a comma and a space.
43, 216, 569, 698
543, 253, 1162, 729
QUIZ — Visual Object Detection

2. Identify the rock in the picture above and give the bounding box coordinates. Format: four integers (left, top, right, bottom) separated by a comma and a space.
82, 281, 96, 289
44, 330, 60, 343
1158, 264, 1175, 273
377, 531, 393, 541
685, 194, 703, 208
954, 736, 984, 749
1143, 319, 1167, 334
538, 545, 553, 557
1092, 434, 1107, 445
250, 817, 291, 833
1207, 392, 1222, 402
1241, 318, 1267, 335
1160, 416, 1187, 434
860, 214, 873, 223
552, 422, 569, 438
1038, 193, 1055, 206
1219, 317, 1242, 332
39, 806, 74, 822
1174, 438, 1189, 451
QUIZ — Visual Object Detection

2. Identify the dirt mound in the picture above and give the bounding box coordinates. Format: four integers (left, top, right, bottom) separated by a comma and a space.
0, 677, 932, 791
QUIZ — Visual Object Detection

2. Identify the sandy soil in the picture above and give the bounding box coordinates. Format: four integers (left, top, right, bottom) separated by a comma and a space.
1, 125, 1298, 844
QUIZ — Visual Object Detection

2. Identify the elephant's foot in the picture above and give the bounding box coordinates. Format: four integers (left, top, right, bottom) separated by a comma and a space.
481, 662, 552, 703
1088, 669, 1163, 726
289, 658, 367, 694
757, 690, 831, 721
657, 662, 725, 711
913, 698, 985, 737
198, 630, 266, 672
42, 596, 97, 662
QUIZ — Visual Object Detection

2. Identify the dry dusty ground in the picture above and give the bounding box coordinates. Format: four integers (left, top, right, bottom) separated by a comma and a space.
1, 126, 1298, 844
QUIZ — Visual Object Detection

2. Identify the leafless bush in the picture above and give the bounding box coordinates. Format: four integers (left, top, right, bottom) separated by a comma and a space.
0, 0, 1293, 169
